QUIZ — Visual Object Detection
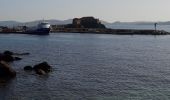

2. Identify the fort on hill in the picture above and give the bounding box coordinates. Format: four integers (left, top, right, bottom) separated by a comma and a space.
65, 17, 106, 29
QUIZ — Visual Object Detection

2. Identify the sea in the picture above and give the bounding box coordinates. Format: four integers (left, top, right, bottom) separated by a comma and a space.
0, 25, 170, 100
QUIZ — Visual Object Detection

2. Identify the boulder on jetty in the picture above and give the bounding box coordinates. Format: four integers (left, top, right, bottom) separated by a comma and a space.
0, 61, 16, 78
33, 62, 52, 75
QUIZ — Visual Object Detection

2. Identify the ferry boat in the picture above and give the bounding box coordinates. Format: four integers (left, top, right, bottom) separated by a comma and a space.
25, 22, 50, 35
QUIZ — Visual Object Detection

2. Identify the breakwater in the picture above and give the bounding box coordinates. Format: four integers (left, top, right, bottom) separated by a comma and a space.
0, 28, 169, 35
51, 28, 170, 35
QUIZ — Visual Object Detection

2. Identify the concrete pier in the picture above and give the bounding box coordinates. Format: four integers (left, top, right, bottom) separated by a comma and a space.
0, 28, 169, 35
51, 28, 170, 35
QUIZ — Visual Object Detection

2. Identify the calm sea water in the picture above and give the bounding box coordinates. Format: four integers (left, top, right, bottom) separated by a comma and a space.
1, 33, 170, 100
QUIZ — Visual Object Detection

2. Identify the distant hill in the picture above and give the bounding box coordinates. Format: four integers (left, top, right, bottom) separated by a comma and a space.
0, 21, 21, 27
0, 19, 72, 27
21, 19, 73, 26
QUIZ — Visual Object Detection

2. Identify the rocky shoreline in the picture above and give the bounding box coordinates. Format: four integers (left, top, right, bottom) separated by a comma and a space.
0, 50, 52, 80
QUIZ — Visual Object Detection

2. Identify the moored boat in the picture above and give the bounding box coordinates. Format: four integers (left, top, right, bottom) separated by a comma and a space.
24, 22, 50, 35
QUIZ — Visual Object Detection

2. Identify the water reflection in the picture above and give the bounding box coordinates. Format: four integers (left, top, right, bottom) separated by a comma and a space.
0, 78, 16, 100
0, 34, 170, 99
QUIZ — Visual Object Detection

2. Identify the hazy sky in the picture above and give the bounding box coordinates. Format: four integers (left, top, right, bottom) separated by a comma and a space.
0, 0, 170, 22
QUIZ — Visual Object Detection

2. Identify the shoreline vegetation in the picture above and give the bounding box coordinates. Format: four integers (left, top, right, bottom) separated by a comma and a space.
0, 16, 169, 35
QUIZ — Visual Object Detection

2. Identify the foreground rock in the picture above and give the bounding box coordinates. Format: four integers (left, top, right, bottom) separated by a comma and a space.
0, 54, 22, 62
36, 69, 47, 75
0, 50, 27, 62
33, 62, 52, 75
24, 66, 33, 71
0, 61, 16, 79
3, 50, 30, 56
0, 53, 14, 62
3, 50, 14, 55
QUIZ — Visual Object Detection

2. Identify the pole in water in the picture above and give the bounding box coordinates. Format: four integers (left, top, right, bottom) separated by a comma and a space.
154, 23, 157, 31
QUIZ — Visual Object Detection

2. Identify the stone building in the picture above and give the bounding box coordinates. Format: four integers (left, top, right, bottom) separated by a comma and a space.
66, 16, 106, 29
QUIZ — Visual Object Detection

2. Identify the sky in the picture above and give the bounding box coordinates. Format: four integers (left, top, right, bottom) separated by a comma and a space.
0, 0, 170, 22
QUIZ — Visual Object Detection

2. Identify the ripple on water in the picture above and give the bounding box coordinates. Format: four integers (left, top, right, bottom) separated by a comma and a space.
0, 34, 170, 99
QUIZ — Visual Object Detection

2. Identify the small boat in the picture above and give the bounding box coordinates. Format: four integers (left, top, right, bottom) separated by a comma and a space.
24, 22, 50, 35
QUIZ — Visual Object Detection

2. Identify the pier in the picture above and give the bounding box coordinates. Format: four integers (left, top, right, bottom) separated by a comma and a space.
51, 28, 170, 35
0, 28, 169, 35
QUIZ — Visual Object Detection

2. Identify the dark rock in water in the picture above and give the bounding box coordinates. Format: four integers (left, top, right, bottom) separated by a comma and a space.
3, 50, 30, 56
0, 54, 14, 62
14, 57, 22, 61
3, 50, 14, 56
24, 66, 33, 71
0, 51, 30, 62
0, 51, 14, 62
24, 62, 52, 75
36, 69, 46, 75
0, 53, 3, 60
0, 51, 25, 62
0, 61, 16, 78
33, 62, 52, 74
